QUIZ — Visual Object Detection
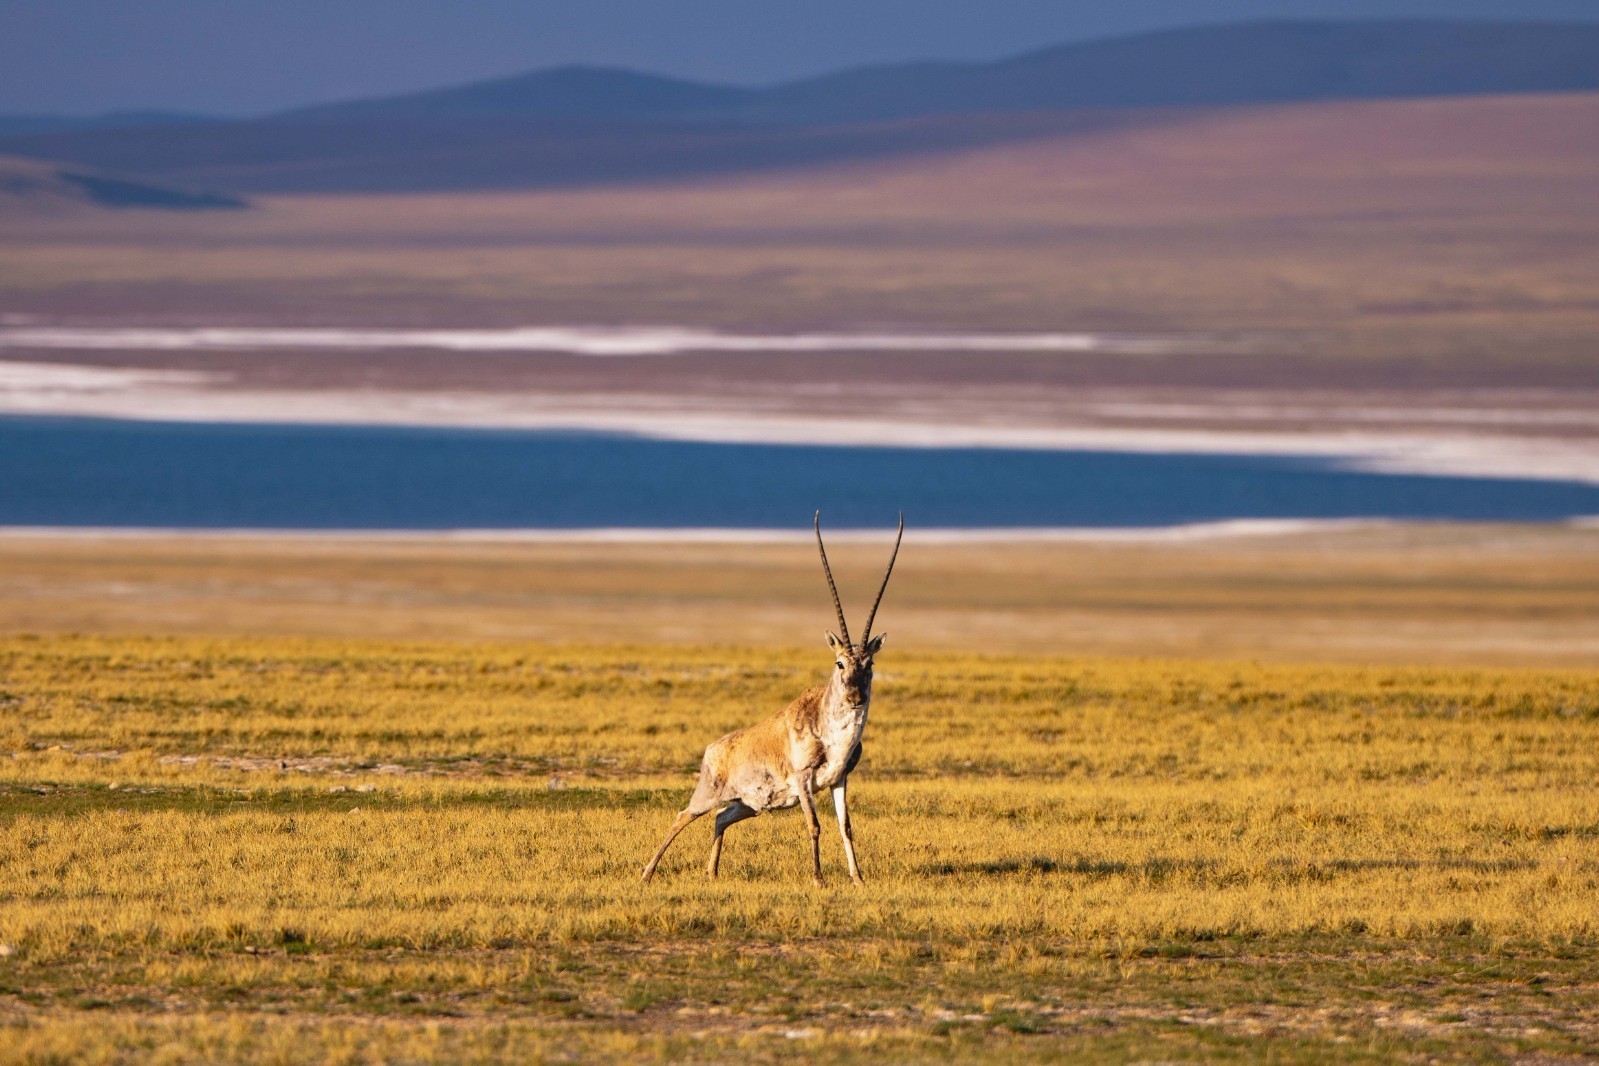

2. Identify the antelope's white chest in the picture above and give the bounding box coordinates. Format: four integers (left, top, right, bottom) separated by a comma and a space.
814, 704, 868, 790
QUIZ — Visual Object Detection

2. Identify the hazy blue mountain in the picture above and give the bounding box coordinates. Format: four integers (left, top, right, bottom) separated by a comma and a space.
1, 20, 1595, 195
279, 66, 752, 122
270, 19, 1599, 126
745, 19, 1599, 122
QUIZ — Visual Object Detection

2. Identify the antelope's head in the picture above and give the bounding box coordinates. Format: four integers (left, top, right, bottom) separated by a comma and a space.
815, 511, 903, 710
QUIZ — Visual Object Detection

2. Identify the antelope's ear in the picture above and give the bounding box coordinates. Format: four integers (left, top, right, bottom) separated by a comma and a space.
865, 633, 886, 655
826, 631, 845, 650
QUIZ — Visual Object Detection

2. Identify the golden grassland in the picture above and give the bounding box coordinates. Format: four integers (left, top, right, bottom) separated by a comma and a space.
1, 631, 1596, 1063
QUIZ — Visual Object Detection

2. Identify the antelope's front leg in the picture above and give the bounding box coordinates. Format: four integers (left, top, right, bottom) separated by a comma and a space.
832, 778, 864, 885
795, 778, 824, 886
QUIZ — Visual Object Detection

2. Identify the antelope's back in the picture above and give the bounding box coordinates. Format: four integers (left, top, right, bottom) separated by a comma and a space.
700, 687, 825, 780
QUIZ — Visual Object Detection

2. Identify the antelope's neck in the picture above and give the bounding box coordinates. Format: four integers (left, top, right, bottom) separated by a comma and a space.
811, 678, 869, 787
824, 676, 870, 734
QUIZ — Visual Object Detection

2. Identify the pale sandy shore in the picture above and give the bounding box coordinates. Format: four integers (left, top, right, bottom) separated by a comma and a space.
0, 523, 1595, 666
4, 359, 1599, 485
0, 325, 1191, 356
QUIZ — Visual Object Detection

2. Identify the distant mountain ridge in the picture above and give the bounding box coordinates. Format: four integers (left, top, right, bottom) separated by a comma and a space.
1, 19, 1596, 197
274, 19, 1599, 125
279, 67, 749, 123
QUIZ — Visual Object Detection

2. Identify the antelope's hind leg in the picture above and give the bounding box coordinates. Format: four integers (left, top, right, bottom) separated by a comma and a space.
705, 800, 759, 878
641, 788, 720, 883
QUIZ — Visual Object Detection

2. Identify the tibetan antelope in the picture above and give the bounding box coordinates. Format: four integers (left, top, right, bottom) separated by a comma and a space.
641, 512, 903, 886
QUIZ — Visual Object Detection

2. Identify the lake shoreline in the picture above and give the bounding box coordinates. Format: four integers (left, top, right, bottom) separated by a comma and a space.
2, 377, 1598, 485
0, 517, 1416, 542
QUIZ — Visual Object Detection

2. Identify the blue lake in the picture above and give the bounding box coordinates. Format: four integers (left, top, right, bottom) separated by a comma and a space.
2, 416, 1597, 529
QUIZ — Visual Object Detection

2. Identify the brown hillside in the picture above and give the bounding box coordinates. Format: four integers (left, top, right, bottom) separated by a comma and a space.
1, 94, 1595, 388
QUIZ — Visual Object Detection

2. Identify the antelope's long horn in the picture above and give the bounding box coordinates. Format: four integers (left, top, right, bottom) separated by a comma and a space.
814, 511, 851, 647
861, 512, 904, 643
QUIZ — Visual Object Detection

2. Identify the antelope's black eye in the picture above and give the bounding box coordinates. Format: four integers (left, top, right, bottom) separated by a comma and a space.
836, 661, 845, 669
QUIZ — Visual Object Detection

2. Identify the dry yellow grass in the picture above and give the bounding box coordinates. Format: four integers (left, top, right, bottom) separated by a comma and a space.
1, 633, 1596, 1062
